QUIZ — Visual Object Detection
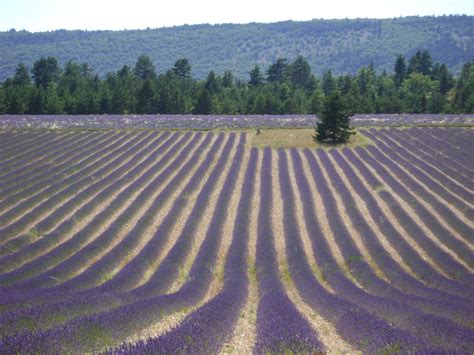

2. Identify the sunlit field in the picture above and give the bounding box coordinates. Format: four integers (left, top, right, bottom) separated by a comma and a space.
0, 118, 473, 353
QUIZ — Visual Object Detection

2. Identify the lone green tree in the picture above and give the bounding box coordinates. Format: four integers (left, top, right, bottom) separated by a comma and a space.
314, 92, 355, 143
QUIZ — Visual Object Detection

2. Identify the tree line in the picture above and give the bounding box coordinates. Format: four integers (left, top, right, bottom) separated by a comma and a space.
0, 50, 472, 115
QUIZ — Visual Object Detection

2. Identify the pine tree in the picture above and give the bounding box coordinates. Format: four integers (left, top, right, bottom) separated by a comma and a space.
322, 70, 335, 96
222, 70, 234, 88
266, 58, 288, 83
309, 86, 324, 115
133, 55, 157, 81
289, 56, 311, 89
136, 80, 155, 113
394, 55, 406, 88
314, 92, 355, 143
437, 63, 451, 94
32, 57, 60, 89
172, 58, 192, 81
249, 65, 264, 87
194, 88, 212, 114
44, 84, 64, 114
173, 58, 192, 108
13, 63, 31, 86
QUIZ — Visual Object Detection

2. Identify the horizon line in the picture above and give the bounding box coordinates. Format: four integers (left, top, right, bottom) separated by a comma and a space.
2, 13, 471, 34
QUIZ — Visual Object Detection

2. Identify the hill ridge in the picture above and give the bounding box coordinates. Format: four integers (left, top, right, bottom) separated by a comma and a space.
0, 15, 472, 80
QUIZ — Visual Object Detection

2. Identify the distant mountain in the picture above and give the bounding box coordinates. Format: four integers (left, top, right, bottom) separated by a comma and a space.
0, 15, 472, 81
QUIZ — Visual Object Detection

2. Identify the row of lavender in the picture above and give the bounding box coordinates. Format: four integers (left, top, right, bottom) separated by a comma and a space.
0, 131, 248, 352
103, 129, 473, 352
0, 131, 216, 293
0, 114, 473, 129
0, 128, 473, 352
113, 128, 472, 353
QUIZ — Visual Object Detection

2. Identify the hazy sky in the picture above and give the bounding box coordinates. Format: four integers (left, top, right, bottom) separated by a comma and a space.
0, 0, 472, 32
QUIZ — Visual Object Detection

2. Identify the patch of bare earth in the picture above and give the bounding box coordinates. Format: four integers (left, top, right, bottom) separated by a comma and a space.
249, 128, 372, 150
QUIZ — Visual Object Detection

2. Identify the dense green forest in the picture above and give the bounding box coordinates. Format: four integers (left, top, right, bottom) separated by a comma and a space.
1, 51, 472, 115
0, 16, 473, 81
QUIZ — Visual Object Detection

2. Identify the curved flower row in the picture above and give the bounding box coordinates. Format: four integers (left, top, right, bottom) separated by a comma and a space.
0, 127, 472, 353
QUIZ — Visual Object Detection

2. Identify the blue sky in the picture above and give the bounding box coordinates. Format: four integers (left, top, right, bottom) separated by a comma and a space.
0, 0, 472, 32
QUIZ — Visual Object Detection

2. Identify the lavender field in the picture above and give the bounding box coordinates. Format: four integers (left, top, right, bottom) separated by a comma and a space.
0, 113, 473, 129
0, 126, 473, 353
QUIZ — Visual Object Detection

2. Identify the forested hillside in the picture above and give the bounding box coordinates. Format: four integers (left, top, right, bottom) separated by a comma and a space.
0, 15, 472, 81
